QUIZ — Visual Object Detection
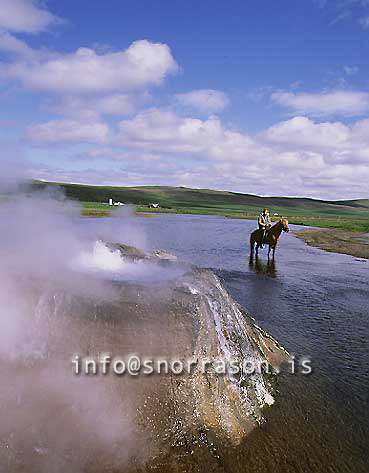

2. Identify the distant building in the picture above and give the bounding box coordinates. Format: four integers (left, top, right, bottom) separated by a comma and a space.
148, 203, 160, 208
108, 198, 124, 206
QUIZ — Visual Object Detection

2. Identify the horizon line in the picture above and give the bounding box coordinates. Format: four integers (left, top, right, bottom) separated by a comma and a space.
31, 179, 368, 204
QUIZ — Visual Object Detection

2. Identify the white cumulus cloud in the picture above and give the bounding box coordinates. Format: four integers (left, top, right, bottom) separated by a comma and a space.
263, 116, 350, 149
1, 40, 178, 94
26, 119, 109, 144
118, 108, 227, 153
105, 108, 369, 197
25, 106, 369, 198
271, 89, 369, 117
49, 93, 144, 121
0, 0, 61, 33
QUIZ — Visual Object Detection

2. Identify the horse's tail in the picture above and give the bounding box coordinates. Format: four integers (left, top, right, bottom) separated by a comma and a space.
250, 231, 255, 250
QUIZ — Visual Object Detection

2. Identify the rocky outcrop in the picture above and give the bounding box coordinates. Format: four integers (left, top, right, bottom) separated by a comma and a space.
2, 243, 288, 472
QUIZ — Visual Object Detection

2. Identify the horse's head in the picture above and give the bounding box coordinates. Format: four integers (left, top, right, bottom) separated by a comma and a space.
280, 218, 289, 232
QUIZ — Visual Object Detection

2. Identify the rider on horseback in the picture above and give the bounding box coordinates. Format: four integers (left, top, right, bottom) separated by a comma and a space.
258, 208, 271, 249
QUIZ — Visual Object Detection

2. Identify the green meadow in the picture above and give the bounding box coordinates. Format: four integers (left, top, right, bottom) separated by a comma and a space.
32, 181, 369, 232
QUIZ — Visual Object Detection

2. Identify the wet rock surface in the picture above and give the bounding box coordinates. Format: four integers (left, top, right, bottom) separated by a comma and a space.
2, 244, 288, 472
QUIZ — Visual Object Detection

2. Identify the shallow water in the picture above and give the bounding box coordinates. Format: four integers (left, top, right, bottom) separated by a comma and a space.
81, 214, 369, 472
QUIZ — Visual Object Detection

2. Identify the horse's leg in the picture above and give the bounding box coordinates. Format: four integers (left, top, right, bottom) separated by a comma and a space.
267, 245, 270, 259
272, 246, 276, 259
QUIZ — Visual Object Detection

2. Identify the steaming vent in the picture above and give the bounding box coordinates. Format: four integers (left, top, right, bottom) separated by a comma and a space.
0, 191, 287, 472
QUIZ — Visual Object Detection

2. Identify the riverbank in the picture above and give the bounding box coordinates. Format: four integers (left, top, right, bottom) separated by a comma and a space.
293, 228, 369, 259
136, 207, 369, 232
80, 203, 369, 232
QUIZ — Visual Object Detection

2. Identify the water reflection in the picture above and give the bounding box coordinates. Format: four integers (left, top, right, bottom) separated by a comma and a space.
249, 254, 277, 278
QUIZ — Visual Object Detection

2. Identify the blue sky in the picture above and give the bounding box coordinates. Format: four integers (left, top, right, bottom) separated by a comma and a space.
1, 0, 369, 199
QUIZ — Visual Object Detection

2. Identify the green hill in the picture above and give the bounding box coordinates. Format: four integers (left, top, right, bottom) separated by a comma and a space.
30, 180, 369, 232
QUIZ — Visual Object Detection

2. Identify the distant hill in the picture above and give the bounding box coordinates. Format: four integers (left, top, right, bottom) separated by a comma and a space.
331, 199, 369, 209
30, 180, 369, 231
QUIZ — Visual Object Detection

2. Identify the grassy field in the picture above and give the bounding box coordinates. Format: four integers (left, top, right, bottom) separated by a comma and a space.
294, 228, 369, 259
30, 180, 369, 232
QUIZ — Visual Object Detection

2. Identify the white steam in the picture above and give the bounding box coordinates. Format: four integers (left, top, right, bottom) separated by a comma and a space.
75, 240, 127, 272
74, 240, 185, 282
0, 186, 171, 471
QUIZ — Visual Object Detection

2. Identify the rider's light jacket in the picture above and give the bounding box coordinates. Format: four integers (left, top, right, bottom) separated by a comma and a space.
258, 212, 271, 227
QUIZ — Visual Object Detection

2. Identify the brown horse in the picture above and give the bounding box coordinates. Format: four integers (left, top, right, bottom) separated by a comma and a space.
250, 218, 289, 259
